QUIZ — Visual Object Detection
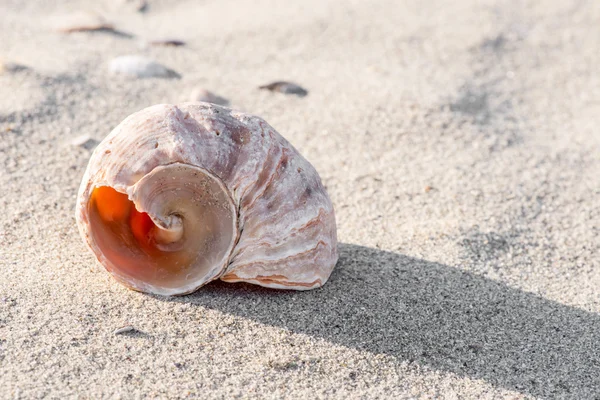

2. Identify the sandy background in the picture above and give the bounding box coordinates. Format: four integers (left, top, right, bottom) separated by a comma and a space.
1, 0, 599, 398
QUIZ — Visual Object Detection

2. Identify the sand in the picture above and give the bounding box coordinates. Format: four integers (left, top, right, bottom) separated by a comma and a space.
1, 0, 599, 398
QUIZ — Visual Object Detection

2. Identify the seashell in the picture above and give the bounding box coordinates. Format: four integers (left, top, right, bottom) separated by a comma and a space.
259, 81, 308, 97
109, 55, 180, 79
55, 11, 114, 33
75, 103, 338, 296
189, 88, 229, 106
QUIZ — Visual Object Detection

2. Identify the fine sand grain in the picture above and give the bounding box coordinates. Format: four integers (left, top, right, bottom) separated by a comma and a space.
1, 0, 599, 398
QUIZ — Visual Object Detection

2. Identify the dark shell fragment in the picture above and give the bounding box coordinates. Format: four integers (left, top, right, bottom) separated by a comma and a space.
259, 81, 308, 97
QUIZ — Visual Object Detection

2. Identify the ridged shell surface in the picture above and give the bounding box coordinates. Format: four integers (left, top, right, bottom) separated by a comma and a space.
76, 103, 338, 296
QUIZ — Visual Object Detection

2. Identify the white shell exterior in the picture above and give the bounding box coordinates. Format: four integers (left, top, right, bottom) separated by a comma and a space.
109, 56, 179, 79
76, 103, 338, 295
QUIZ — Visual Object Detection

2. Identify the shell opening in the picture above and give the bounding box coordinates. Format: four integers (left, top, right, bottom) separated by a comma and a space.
87, 163, 238, 295
91, 186, 184, 250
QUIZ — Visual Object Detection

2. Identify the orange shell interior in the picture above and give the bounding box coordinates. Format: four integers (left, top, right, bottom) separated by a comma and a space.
89, 186, 193, 290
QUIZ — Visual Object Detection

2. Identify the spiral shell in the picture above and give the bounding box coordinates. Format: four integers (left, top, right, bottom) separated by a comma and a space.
76, 103, 338, 296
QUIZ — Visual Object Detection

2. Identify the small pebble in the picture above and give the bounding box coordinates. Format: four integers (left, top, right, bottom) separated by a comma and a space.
259, 81, 308, 97
137, 1, 148, 12
109, 55, 180, 79
190, 88, 229, 106
149, 39, 186, 47
121, 0, 148, 13
55, 11, 114, 33
113, 325, 136, 335
70, 134, 99, 150
0, 60, 28, 74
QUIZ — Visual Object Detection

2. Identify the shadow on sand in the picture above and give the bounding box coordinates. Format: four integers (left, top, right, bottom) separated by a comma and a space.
164, 243, 600, 398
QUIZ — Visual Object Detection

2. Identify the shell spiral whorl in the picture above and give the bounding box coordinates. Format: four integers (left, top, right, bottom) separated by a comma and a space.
76, 103, 338, 296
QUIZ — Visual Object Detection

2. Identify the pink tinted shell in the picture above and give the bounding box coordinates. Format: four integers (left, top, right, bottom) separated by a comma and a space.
76, 103, 338, 295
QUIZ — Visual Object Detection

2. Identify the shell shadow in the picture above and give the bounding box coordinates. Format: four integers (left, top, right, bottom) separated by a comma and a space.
163, 243, 600, 398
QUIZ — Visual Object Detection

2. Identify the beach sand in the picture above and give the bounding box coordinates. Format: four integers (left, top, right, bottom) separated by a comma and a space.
1, 0, 599, 398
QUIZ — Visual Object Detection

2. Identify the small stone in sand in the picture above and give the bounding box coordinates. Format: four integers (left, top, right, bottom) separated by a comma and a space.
190, 88, 229, 106
149, 39, 186, 47
137, 0, 148, 12
0, 60, 28, 74
121, 0, 148, 13
259, 81, 308, 97
55, 11, 115, 33
113, 325, 136, 335
70, 135, 99, 150
109, 55, 180, 79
